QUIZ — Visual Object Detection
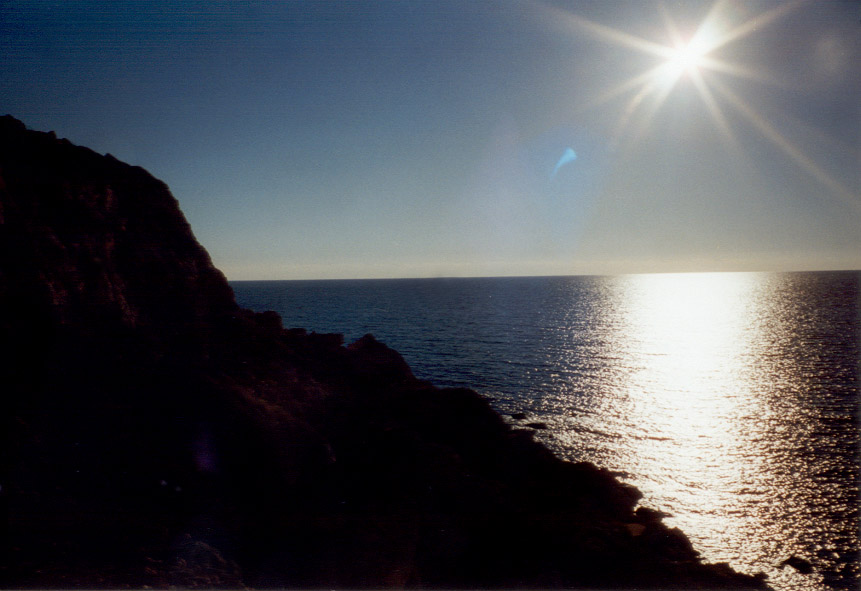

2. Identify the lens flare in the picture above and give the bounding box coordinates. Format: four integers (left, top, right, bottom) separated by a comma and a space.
543, 0, 856, 207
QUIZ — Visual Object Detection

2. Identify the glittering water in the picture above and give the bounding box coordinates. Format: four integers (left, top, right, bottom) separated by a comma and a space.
232, 271, 860, 591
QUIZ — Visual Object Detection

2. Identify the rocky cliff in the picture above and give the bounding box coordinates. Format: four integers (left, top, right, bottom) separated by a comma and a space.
0, 115, 769, 589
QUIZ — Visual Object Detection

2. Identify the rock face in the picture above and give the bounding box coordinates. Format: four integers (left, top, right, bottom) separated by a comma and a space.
0, 115, 770, 589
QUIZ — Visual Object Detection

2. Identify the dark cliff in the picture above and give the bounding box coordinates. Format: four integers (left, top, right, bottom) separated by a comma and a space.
0, 115, 769, 589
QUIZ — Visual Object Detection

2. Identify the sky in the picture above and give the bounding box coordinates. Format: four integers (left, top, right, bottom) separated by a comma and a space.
2, 0, 859, 279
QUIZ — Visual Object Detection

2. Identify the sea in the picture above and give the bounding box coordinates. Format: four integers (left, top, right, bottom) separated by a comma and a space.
231, 271, 860, 591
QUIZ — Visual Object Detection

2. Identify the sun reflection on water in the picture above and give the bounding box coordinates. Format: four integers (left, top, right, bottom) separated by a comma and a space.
547, 272, 859, 591
618, 272, 757, 436
614, 273, 768, 554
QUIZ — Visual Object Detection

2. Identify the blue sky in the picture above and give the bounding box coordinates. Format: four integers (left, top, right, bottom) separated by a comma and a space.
3, 0, 859, 279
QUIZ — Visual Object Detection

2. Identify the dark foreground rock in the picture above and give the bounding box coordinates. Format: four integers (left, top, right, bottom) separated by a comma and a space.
0, 115, 769, 589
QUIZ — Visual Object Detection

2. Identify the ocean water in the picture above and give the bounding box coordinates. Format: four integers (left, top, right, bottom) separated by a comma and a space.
231, 271, 860, 591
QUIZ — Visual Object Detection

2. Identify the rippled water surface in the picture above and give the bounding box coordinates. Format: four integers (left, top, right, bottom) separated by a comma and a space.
232, 271, 860, 591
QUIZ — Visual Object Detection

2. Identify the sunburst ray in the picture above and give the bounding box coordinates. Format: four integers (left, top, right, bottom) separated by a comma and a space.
542, 0, 854, 204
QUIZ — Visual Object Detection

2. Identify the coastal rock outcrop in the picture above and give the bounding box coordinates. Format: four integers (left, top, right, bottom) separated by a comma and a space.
0, 115, 769, 589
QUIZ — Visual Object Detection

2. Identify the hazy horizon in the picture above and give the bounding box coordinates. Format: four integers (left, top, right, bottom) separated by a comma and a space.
226, 266, 861, 283
4, 1, 859, 281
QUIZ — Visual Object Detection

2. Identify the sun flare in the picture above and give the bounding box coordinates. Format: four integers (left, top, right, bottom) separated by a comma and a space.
666, 41, 707, 76
551, 0, 856, 208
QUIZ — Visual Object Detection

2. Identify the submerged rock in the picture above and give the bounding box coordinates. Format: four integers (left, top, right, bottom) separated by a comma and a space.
0, 116, 770, 589
780, 555, 814, 574
526, 421, 549, 430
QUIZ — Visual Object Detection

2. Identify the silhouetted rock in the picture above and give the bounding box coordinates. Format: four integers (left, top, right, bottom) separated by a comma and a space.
781, 555, 814, 574
0, 116, 770, 589
525, 421, 549, 430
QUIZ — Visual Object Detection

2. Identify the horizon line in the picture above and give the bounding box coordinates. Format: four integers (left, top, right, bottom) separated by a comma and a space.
225, 266, 861, 283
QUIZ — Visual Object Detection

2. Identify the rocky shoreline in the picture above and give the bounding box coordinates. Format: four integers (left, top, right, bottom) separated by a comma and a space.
0, 115, 769, 589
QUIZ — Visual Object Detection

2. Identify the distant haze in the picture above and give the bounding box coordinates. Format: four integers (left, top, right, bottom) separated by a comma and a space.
3, 0, 859, 279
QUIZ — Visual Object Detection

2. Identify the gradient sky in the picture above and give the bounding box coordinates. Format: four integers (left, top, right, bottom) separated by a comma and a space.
3, 0, 859, 279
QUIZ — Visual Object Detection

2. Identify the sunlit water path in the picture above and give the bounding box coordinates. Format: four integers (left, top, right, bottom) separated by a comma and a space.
232, 271, 859, 591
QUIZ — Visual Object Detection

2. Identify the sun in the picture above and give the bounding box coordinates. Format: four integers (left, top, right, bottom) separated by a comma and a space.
547, 0, 858, 209
666, 40, 707, 77
551, 1, 792, 146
